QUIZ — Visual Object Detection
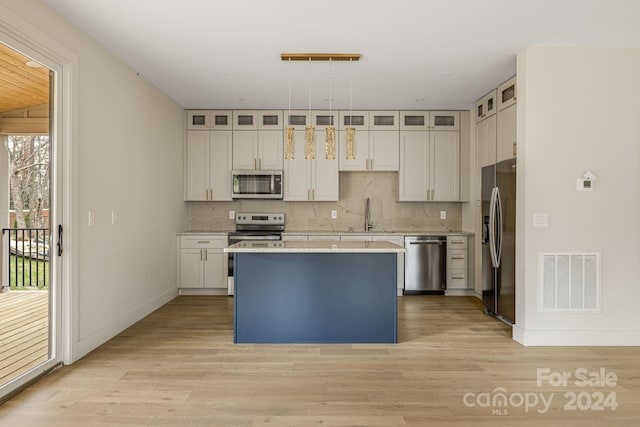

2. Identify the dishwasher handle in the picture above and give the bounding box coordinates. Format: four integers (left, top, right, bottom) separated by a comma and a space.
408, 240, 445, 245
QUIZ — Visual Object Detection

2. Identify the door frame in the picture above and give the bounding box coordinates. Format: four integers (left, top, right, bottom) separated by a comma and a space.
0, 5, 76, 397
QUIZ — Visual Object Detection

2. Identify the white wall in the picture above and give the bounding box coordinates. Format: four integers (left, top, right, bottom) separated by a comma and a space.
514, 47, 640, 345
1, 0, 188, 360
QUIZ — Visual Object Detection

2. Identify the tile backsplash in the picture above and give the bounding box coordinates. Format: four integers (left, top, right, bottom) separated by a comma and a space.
189, 172, 462, 232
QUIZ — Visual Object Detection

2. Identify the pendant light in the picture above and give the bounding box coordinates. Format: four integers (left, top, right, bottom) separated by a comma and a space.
345, 57, 356, 160
284, 58, 295, 160
304, 57, 315, 160
325, 57, 336, 160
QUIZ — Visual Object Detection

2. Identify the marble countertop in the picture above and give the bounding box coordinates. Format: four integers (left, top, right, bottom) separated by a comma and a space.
180, 230, 473, 236
224, 240, 405, 253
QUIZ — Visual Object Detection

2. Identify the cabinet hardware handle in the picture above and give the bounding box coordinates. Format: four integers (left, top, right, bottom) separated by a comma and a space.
452, 275, 465, 280
452, 256, 465, 260
200, 249, 203, 261
204, 250, 208, 262
198, 241, 210, 244
451, 241, 464, 244
513, 96, 517, 101
257, 158, 262, 170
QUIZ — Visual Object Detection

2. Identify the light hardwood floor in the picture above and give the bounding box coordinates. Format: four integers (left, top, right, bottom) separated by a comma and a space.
0, 295, 638, 426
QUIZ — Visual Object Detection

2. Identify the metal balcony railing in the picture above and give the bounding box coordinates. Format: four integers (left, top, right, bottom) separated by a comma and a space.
2, 228, 50, 289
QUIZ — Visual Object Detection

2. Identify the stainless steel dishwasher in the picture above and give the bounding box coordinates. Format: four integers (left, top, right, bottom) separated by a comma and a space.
404, 236, 447, 294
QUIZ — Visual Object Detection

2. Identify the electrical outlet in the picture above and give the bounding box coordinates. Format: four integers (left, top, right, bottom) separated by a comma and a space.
229, 210, 235, 220
111, 210, 118, 225
331, 210, 338, 219
440, 210, 447, 220
88, 211, 95, 226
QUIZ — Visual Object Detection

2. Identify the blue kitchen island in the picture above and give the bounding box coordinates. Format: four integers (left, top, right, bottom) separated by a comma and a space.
225, 240, 404, 344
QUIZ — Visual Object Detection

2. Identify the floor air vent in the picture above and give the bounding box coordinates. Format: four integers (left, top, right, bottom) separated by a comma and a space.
539, 252, 600, 312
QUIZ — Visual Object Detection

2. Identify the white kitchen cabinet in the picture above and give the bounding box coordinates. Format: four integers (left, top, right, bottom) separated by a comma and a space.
187, 110, 232, 130
400, 111, 460, 131
446, 235, 470, 289
233, 110, 258, 129
399, 130, 459, 201
338, 111, 399, 171
185, 130, 232, 201
497, 103, 517, 162
283, 129, 339, 201
285, 110, 311, 130
179, 235, 227, 290
476, 114, 497, 168
474, 90, 497, 123
233, 130, 283, 170
497, 76, 516, 111
258, 110, 283, 130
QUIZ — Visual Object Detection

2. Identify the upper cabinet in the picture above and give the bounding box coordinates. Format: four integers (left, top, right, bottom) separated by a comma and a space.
285, 110, 311, 131
338, 111, 399, 171
233, 110, 283, 170
474, 90, 497, 123
400, 111, 460, 131
187, 110, 232, 130
497, 77, 517, 111
185, 130, 233, 201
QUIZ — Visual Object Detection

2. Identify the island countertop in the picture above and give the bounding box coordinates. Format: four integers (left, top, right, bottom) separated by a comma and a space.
225, 240, 405, 253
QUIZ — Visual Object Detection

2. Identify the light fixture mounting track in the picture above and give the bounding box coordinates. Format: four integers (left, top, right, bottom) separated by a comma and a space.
280, 53, 361, 61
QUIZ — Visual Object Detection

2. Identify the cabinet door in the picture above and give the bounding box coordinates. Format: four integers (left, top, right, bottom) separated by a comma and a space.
312, 133, 339, 201
210, 110, 232, 130
497, 77, 517, 111
204, 250, 227, 289
400, 111, 429, 131
338, 129, 369, 171
209, 131, 233, 201
430, 131, 460, 201
399, 131, 429, 201
187, 110, 210, 130
370, 131, 399, 171
233, 110, 258, 129
232, 131, 258, 169
259, 110, 283, 130
180, 249, 204, 288
339, 110, 369, 130
476, 115, 497, 168
497, 104, 517, 162
285, 111, 310, 130
185, 131, 209, 201
430, 111, 460, 131
258, 130, 283, 170
370, 111, 399, 130
475, 90, 497, 122
283, 130, 310, 201
312, 111, 338, 129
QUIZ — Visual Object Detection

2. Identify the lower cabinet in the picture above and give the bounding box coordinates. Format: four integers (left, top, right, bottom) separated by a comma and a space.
446, 235, 470, 289
179, 235, 227, 290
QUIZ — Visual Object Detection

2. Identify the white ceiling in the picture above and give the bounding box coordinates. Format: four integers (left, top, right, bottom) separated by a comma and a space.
43, 0, 640, 111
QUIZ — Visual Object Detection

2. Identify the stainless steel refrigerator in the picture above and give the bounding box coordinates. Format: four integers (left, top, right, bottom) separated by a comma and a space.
481, 158, 516, 324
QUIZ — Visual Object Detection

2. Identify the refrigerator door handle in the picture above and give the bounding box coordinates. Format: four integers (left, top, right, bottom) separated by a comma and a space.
495, 187, 503, 267
488, 187, 499, 268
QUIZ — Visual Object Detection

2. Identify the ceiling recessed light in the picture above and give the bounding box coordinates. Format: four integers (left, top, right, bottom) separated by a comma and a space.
438, 72, 452, 78
25, 60, 43, 68
215, 72, 228, 78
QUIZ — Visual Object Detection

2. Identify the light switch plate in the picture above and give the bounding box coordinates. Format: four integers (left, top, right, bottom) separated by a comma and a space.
229, 210, 235, 220
88, 211, 95, 226
331, 210, 338, 219
440, 210, 447, 220
533, 213, 548, 228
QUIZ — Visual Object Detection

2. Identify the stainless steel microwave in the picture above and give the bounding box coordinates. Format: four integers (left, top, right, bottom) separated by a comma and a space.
231, 170, 283, 199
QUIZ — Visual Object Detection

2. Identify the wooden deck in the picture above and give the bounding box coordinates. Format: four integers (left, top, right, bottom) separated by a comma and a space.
0, 291, 48, 386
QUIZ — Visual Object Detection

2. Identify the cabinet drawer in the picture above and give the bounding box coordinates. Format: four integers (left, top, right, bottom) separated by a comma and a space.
447, 249, 467, 269
447, 270, 468, 289
447, 235, 468, 249
283, 234, 308, 241
180, 236, 226, 249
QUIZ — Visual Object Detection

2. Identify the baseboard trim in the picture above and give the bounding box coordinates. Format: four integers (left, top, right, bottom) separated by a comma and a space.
74, 287, 178, 361
178, 288, 229, 296
513, 326, 640, 346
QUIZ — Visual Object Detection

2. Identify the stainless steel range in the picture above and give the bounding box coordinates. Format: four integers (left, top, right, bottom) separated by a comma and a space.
227, 213, 285, 295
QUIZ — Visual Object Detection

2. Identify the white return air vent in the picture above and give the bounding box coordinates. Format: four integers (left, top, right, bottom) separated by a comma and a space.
539, 252, 600, 313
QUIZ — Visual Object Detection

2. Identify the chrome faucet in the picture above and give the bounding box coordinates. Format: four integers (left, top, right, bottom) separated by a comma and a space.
365, 197, 374, 232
